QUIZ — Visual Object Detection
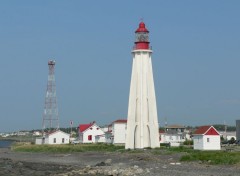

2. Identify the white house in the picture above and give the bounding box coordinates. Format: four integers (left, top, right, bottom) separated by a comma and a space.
35, 130, 70, 145
193, 126, 221, 150
108, 119, 127, 145
78, 121, 105, 143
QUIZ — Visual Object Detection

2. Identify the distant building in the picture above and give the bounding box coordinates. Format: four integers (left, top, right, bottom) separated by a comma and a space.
35, 130, 70, 145
78, 121, 105, 143
193, 126, 221, 150
33, 131, 41, 136
159, 125, 191, 147
219, 131, 236, 141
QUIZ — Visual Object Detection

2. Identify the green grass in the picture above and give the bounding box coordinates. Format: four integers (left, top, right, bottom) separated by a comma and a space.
152, 146, 240, 165
12, 143, 124, 153
180, 150, 240, 165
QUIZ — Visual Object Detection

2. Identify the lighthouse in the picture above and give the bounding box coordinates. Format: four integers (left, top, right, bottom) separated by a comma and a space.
125, 22, 159, 149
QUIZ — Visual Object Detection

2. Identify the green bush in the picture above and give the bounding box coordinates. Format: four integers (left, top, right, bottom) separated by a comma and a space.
183, 140, 193, 145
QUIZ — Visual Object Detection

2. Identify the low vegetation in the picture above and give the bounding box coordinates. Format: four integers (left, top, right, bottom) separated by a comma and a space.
180, 150, 240, 165
161, 146, 240, 165
12, 143, 124, 153
12, 143, 240, 165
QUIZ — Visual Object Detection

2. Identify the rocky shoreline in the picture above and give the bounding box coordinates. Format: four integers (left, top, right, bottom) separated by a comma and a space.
0, 148, 240, 176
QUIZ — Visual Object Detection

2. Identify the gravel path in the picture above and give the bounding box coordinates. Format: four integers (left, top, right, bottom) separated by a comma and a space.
0, 148, 239, 176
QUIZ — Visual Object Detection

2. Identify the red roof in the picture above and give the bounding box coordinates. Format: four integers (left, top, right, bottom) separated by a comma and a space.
113, 119, 127, 123
79, 123, 94, 133
193, 126, 219, 135
135, 22, 149, 33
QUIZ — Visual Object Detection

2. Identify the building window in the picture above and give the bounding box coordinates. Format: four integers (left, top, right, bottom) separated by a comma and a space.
62, 138, 65, 143
53, 138, 56, 143
207, 138, 210, 142
88, 135, 92, 141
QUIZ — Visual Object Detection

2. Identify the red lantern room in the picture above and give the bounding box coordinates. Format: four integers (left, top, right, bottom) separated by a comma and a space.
134, 22, 150, 50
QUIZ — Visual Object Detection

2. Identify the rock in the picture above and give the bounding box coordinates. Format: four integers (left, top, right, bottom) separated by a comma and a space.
105, 159, 112, 165
95, 161, 106, 166
88, 170, 97, 175
162, 165, 167, 169
133, 165, 139, 169
136, 168, 143, 174
112, 169, 119, 176
16, 162, 23, 167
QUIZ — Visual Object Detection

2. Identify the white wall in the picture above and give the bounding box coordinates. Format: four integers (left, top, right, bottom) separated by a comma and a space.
95, 135, 106, 143
113, 123, 127, 144
35, 137, 44, 145
203, 135, 221, 150
193, 135, 220, 150
126, 49, 159, 149
160, 134, 185, 144
36, 131, 70, 145
48, 131, 69, 144
193, 135, 204, 150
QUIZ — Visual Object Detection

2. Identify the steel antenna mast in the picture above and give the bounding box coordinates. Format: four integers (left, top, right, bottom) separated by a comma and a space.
42, 60, 59, 135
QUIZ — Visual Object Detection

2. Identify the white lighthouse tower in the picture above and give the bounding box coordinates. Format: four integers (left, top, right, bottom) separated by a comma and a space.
125, 22, 159, 149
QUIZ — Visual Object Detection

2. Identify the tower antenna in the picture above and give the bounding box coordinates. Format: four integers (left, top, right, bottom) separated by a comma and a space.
42, 60, 59, 135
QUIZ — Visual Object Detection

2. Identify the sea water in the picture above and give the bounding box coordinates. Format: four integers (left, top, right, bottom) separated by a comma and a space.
0, 140, 14, 148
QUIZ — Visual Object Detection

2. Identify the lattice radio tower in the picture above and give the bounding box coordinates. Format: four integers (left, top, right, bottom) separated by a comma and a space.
42, 60, 59, 135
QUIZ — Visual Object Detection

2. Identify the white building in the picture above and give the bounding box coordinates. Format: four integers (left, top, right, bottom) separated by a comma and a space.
159, 125, 191, 146
78, 121, 105, 143
35, 130, 70, 145
193, 126, 221, 150
219, 131, 236, 141
126, 22, 159, 149
33, 131, 41, 136
107, 119, 127, 145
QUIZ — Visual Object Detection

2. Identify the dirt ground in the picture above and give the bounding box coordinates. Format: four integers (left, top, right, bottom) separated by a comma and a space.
0, 148, 240, 176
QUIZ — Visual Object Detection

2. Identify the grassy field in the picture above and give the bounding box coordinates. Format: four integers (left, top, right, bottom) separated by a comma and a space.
12, 143, 124, 153
12, 143, 240, 165
161, 146, 240, 165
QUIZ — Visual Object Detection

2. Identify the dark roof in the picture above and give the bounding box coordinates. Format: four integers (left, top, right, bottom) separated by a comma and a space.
166, 125, 185, 129
113, 119, 127, 123
193, 126, 211, 135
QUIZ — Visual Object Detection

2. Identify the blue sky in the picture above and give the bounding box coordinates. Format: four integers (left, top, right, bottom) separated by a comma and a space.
0, 1, 240, 132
